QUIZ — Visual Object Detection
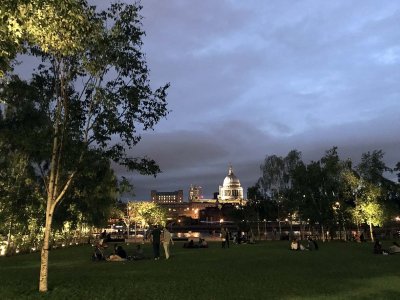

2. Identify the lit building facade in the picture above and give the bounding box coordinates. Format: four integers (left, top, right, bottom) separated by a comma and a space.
189, 185, 202, 202
218, 166, 244, 203
151, 165, 246, 220
151, 190, 183, 203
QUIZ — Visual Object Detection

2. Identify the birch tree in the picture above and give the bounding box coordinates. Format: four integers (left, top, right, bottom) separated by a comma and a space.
1, 1, 169, 292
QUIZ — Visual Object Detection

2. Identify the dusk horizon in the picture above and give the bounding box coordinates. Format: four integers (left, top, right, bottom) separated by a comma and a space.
116, 0, 400, 200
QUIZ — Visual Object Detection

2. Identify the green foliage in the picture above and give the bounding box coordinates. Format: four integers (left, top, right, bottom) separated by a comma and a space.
1, 3, 169, 268
255, 146, 398, 238
357, 150, 390, 184
53, 150, 118, 229
0, 0, 97, 76
127, 201, 167, 227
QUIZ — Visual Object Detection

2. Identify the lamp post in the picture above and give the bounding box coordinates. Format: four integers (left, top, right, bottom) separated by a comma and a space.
333, 201, 346, 241
263, 219, 267, 240
277, 199, 282, 237
126, 205, 131, 240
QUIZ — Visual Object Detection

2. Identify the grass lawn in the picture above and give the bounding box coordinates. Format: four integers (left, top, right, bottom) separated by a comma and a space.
1, 240, 399, 300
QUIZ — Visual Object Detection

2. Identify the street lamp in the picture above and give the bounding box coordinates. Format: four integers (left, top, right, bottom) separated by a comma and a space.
333, 201, 346, 241
277, 198, 282, 237
263, 219, 267, 240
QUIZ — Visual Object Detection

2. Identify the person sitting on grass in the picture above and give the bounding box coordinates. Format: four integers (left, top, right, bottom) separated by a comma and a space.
290, 239, 308, 251
198, 238, 208, 248
388, 242, 400, 255
290, 239, 299, 250
107, 244, 127, 261
373, 240, 388, 255
307, 237, 319, 251
92, 245, 105, 261
184, 239, 197, 248
132, 244, 145, 260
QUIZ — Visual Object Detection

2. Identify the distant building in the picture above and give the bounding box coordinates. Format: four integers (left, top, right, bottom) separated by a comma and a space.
189, 185, 202, 202
218, 166, 244, 203
150, 165, 246, 220
151, 190, 183, 203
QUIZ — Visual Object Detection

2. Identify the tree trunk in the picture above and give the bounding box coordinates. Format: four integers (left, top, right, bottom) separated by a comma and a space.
39, 124, 59, 293
342, 223, 347, 241
289, 219, 293, 240
6, 219, 12, 255
369, 222, 374, 242
39, 204, 54, 292
321, 224, 325, 242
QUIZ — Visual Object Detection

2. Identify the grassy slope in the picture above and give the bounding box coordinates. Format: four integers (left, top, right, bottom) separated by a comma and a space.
1, 241, 399, 300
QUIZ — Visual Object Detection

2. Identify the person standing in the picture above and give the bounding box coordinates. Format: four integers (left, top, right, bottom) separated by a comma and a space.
225, 228, 230, 248
150, 225, 162, 260
221, 227, 226, 248
162, 227, 174, 259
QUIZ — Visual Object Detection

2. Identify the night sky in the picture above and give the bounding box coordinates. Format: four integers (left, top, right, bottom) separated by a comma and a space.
109, 1, 400, 200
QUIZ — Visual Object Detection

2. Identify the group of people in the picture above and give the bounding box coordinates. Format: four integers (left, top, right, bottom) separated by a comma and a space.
290, 237, 319, 251
92, 243, 146, 261
92, 225, 174, 261
148, 225, 174, 260
183, 238, 208, 248
373, 240, 400, 255
233, 230, 256, 245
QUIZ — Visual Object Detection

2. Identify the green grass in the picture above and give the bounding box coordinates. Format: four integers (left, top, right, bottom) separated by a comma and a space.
1, 241, 399, 299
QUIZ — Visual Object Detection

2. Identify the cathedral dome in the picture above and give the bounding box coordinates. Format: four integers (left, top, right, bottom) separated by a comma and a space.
223, 166, 241, 187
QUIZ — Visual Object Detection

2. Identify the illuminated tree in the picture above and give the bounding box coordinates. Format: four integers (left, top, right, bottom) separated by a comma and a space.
1, 1, 169, 292
353, 183, 384, 242
0, 0, 95, 76
127, 201, 167, 227
341, 168, 385, 242
0, 149, 44, 254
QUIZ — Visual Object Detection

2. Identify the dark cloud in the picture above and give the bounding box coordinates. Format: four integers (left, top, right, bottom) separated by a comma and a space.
108, 1, 400, 199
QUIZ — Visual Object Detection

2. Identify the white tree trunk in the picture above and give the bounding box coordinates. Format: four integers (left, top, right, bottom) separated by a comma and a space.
369, 222, 374, 242
39, 205, 54, 292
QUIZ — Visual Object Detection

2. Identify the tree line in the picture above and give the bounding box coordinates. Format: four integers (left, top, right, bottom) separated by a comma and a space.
247, 147, 400, 242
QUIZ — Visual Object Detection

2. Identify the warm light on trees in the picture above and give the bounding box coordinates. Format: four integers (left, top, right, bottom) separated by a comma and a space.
1, 0, 96, 76
1, 1, 169, 293
126, 201, 167, 227
352, 183, 384, 242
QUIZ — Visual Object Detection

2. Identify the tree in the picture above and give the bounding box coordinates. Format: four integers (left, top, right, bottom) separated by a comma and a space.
126, 201, 167, 228
1, 2, 169, 292
259, 154, 285, 198
342, 156, 388, 242
52, 150, 119, 230
357, 150, 390, 185
257, 150, 303, 237
1, 0, 95, 77
292, 147, 344, 241
352, 182, 384, 242
395, 162, 400, 183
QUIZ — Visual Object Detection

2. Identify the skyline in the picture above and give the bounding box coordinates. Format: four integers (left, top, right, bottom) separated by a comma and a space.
112, 1, 399, 199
